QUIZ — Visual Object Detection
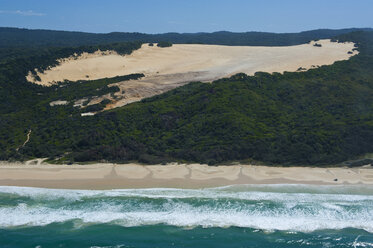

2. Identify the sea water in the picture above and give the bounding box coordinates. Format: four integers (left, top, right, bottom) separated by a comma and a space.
0, 184, 372, 247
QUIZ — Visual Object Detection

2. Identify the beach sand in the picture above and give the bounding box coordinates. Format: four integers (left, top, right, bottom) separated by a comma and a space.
0, 161, 372, 189
26, 40, 358, 110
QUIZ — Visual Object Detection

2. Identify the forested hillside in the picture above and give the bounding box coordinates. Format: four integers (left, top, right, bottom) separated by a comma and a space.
1, 27, 371, 48
0, 29, 372, 166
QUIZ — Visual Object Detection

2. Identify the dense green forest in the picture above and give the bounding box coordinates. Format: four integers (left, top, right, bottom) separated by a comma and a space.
157, 41, 173, 47
0, 41, 142, 114
0, 29, 373, 166
1, 27, 372, 48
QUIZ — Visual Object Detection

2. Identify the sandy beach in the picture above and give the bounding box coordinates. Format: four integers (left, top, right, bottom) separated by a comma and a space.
0, 160, 372, 189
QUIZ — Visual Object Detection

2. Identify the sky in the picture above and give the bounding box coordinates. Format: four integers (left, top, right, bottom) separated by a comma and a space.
0, 0, 372, 34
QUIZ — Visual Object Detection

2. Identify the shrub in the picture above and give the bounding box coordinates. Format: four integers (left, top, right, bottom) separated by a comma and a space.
157, 41, 172, 48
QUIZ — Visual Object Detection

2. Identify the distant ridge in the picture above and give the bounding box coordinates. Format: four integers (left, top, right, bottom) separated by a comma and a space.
0, 27, 372, 48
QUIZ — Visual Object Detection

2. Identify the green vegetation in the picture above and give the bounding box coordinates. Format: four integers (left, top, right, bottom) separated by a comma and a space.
0, 41, 142, 115
157, 41, 172, 47
84, 99, 111, 113
45, 74, 144, 103
0, 30, 373, 166
1, 27, 372, 48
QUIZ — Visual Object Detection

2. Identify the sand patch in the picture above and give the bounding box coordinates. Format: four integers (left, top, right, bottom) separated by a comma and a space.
27, 40, 357, 109
49, 100, 68, 106
147, 164, 190, 179
0, 161, 372, 189
188, 164, 241, 181
114, 164, 150, 179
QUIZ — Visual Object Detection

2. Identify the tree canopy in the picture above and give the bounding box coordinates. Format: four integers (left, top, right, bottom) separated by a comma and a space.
1, 29, 373, 166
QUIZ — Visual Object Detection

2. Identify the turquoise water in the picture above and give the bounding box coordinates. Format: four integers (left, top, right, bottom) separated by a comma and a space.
0, 184, 372, 247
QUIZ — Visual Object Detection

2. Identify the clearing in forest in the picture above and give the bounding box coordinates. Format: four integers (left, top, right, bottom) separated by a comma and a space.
27, 40, 357, 109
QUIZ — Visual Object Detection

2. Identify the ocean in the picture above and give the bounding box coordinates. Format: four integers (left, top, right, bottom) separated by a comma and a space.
0, 184, 372, 247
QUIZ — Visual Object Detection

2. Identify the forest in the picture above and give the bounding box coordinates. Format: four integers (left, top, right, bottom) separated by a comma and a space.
1, 27, 372, 48
0, 29, 373, 166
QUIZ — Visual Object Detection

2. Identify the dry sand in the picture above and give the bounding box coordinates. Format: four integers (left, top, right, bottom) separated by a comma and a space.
26, 40, 357, 109
0, 160, 372, 189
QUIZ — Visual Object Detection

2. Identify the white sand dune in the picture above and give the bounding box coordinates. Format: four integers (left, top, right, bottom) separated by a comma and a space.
27, 40, 357, 109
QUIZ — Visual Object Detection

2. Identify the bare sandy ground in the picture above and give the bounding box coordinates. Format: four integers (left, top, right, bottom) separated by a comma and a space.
0, 160, 372, 189
26, 40, 357, 109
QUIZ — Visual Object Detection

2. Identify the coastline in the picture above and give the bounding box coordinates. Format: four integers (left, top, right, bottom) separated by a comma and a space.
0, 161, 372, 189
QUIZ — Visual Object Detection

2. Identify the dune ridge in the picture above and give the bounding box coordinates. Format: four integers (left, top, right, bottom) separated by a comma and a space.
26, 40, 357, 109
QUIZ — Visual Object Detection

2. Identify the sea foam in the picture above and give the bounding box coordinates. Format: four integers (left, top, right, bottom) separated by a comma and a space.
0, 185, 372, 232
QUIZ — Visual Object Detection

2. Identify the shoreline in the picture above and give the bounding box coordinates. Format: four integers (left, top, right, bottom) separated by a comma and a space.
0, 161, 372, 189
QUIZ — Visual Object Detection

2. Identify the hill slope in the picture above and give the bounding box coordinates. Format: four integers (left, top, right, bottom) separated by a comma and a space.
0, 29, 373, 165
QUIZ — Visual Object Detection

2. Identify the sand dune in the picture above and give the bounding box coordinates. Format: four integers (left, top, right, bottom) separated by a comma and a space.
26, 40, 357, 109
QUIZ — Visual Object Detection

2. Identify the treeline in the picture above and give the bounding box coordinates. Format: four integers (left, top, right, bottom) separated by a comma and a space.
1, 27, 372, 48
157, 41, 173, 47
46, 73, 144, 102
0, 41, 142, 114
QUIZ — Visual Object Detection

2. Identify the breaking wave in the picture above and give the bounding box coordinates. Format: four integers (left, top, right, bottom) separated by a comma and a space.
0, 184, 372, 233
